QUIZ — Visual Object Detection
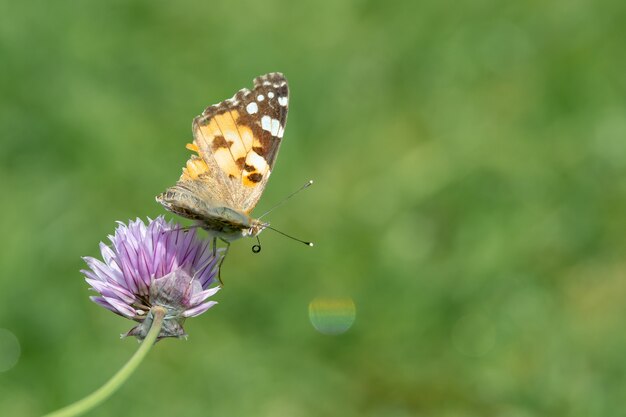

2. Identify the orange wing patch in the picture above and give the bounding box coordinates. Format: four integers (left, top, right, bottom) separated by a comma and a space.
242, 150, 269, 187
180, 155, 210, 181
195, 110, 270, 187
186, 143, 200, 153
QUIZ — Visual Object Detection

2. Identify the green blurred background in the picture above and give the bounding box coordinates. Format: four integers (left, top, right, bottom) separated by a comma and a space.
2, 0, 626, 416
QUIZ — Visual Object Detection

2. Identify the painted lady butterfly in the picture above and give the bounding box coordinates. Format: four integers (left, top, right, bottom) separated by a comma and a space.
156, 73, 295, 257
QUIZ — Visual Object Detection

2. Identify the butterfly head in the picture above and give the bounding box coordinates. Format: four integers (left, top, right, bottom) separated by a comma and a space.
247, 219, 269, 237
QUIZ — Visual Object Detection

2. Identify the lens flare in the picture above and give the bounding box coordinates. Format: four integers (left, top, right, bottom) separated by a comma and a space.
0, 328, 20, 372
308, 297, 356, 335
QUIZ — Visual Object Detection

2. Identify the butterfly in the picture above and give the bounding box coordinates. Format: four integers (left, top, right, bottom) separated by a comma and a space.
156, 73, 292, 264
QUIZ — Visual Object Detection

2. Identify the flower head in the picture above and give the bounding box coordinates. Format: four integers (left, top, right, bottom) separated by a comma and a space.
82, 216, 222, 340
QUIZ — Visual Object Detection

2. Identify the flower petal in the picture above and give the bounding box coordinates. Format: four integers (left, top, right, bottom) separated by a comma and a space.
83, 257, 122, 284
183, 301, 218, 317
189, 286, 221, 305
102, 296, 137, 318
85, 278, 136, 304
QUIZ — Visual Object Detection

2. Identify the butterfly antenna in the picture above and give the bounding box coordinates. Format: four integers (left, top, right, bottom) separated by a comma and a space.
257, 180, 314, 220
263, 225, 314, 247
252, 235, 262, 253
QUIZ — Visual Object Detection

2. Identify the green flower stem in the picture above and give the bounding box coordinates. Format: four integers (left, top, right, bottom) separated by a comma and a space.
43, 306, 167, 417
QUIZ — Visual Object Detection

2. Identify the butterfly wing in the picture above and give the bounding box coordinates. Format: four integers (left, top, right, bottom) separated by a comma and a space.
184, 72, 289, 213
158, 73, 289, 223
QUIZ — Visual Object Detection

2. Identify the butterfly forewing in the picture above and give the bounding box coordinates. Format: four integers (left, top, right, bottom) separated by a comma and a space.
189, 72, 289, 213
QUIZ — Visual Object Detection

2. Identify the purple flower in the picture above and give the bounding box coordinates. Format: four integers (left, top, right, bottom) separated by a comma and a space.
81, 216, 223, 340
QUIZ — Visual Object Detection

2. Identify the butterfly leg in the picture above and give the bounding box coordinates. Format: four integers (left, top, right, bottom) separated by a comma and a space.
216, 239, 231, 286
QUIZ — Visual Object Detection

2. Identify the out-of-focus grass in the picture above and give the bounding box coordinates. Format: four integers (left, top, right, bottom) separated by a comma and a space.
1, 0, 626, 416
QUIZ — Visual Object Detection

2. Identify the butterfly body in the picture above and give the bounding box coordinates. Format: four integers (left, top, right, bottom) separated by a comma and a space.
156, 73, 289, 243
157, 186, 264, 242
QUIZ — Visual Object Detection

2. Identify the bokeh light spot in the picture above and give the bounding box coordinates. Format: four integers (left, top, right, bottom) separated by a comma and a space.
308, 297, 356, 335
0, 328, 21, 372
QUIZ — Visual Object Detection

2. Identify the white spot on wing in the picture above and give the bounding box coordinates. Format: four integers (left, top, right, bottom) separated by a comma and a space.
277, 125, 284, 138
268, 92, 275, 98
278, 96, 288, 106
246, 102, 258, 114
261, 115, 272, 132
257, 94, 265, 102
271, 118, 280, 136
246, 151, 268, 173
